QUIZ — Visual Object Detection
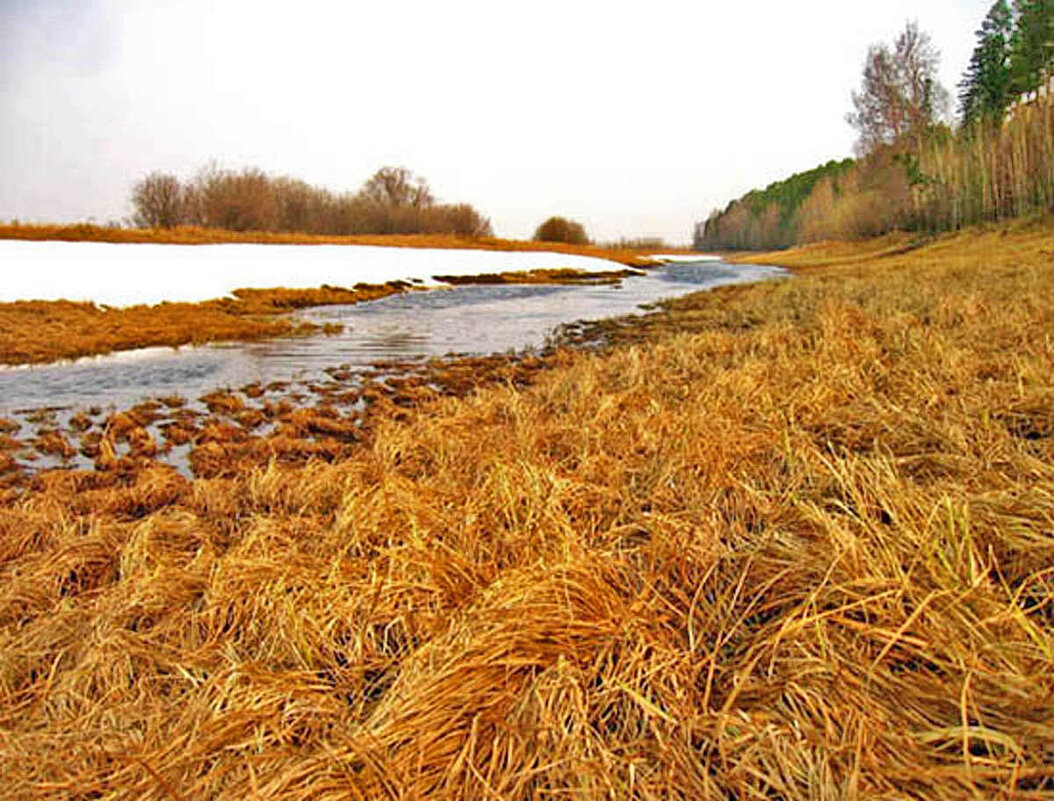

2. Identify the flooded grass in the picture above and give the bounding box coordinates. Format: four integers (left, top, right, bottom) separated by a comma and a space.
0, 219, 1052, 797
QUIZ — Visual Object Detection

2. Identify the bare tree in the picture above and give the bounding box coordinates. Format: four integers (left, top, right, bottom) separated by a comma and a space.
131, 172, 184, 228
847, 22, 951, 153
360, 166, 435, 209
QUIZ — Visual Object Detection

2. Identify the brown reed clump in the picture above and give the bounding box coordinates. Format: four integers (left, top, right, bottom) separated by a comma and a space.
198, 390, 245, 416
0, 435, 23, 453
32, 430, 76, 461
0, 219, 1052, 798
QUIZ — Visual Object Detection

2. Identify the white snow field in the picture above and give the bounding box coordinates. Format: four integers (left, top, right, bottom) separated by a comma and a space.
0, 240, 631, 307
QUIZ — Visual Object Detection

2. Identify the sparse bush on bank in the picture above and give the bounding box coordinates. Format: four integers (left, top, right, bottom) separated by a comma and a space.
130, 172, 184, 229
600, 236, 672, 250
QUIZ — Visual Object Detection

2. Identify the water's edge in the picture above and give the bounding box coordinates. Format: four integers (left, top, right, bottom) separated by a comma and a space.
0, 260, 786, 479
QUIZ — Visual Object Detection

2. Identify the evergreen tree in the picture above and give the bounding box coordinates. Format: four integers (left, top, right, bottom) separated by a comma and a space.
1011, 0, 1054, 95
959, 1, 1014, 124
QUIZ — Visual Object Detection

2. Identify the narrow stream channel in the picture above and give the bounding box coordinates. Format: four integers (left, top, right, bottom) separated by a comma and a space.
0, 259, 784, 415
0, 259, 786, 478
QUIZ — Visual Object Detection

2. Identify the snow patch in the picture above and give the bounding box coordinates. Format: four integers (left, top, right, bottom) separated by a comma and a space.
0, 240, 627, 307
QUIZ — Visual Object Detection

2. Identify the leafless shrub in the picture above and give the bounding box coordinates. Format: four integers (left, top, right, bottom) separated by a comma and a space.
534, 216, 589, 245
131, 172, 184, 228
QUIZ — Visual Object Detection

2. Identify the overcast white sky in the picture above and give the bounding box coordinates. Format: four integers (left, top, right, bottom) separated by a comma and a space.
1, 0, 991, 244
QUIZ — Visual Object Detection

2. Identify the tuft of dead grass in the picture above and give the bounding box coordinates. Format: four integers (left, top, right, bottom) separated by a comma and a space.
0, 219, 1052, 798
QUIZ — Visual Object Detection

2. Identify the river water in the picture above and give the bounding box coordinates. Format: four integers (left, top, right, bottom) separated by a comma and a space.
0, 259, 784, 419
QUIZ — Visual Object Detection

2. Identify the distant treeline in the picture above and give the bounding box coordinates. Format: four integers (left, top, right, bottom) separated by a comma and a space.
695, 160, 855, 250
696, 1, 1054, 250
131, 165, 493, 237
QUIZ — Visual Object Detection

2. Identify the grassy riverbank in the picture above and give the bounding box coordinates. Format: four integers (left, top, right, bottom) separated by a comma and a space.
1, 219, 1052, 797
0, 267, 639, 366
0, 227, 655, 365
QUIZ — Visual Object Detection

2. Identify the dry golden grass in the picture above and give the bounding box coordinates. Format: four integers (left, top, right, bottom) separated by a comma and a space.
1, 219, 1053, 798
0, 298, 301, 365
723, 232, 927, 270
0, 223, 661, 267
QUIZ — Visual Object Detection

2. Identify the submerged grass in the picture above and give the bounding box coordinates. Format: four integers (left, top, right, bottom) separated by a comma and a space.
1, 219, 1053, 798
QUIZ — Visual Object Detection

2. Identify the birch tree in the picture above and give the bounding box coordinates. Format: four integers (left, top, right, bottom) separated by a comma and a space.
847, 22, 950, 153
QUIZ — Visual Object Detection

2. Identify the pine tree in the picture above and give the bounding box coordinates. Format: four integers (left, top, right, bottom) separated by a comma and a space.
1011, 0, 1054, 95
959, 1, 1014, 124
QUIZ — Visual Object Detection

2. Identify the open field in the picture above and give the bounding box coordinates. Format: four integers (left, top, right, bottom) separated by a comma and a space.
1, 219, 1052, 797
0, 223, 666, 267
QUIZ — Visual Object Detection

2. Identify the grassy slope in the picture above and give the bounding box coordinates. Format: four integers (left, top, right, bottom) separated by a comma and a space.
1, 220, 1052, 798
